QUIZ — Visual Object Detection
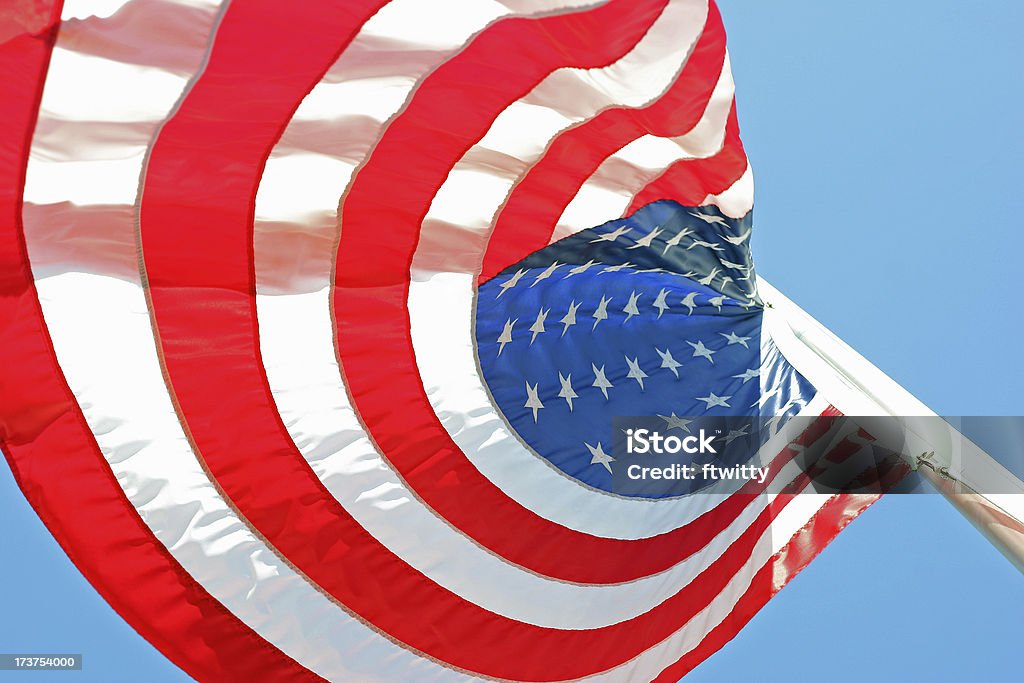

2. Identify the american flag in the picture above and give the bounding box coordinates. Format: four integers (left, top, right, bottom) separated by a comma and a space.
10, 1, 1011, 681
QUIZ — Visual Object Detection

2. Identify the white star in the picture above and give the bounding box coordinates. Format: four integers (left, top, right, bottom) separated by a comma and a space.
622, 290, 642, 322
721, 259, 751, 272
696, 392, 731, 409
751, 386, 779, 409
530, 261, 561, 287
589, 225, 631, 243
708, 294, 727, 311
781, 398, 806, 415
599, 262, 635, 274
733, 368, 760, 383
687, 239, 725, 253
688, 210, 731, 228
496, 318, 516, 356
720, 331, 751, 348
497, 268, 527, 298
697, 267, 720, 286
724, 425, 749, 445
659, 412, 692, 432
591, 363, 613, 400
557, 372, 578, 411
524, 381, 544, 422
662, 227, 695, 254
627, 226, 663, 249
624, 355, 648, 390
529, 308, 549, 344
592, 294, 612, 330
585, 442, 615, 474
680, 291, 699, 315
721, 227, 751, 245
563, 259, 597, 279
655, 347, 682, 378
718, 275, 735, 293
687, 340, 716, 364
652, 288, 670, 318
559, 300, 581, 336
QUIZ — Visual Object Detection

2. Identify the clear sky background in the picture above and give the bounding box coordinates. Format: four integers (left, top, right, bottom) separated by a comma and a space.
1, 1, 1022, 681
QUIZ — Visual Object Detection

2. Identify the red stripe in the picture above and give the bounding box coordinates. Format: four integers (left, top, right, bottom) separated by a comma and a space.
479, 1, 727, 283
136, 1, 846, 677
822, 405, 843, 418
332, 0, 768, 586
824, 437, 861, 463
0, 5, 320, 682
653, 491, 880, 682
626, 99, 747, 214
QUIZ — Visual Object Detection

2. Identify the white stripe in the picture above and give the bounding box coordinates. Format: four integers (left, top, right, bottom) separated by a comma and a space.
24, 154, 145, 206
27, 46, 189, 205
289, 77, 423, 124
255, 152, 355, 224
699, 161, 754, 219
61, 0, 219, 21
40, 48, 189, 122
62, 0, 135, 19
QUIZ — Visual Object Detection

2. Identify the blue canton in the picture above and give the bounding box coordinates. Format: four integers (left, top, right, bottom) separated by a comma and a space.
475, 201, 814, 497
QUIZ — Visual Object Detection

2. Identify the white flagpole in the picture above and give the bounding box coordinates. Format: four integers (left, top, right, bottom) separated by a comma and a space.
915, 461, 1024, 574
758, 277, 1024, 574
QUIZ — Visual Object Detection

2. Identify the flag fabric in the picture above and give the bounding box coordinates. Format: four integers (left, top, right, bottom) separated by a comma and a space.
1, 1, 883, 681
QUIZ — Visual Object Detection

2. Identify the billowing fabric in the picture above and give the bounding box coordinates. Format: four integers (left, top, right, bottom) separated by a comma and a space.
0, 1, 878, 681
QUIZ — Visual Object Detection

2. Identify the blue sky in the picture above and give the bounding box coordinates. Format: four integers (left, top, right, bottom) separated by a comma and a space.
1, 1, 1022, 681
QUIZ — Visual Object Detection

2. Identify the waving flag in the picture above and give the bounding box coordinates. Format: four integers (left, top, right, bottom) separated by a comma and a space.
4, 1, 1022, 682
